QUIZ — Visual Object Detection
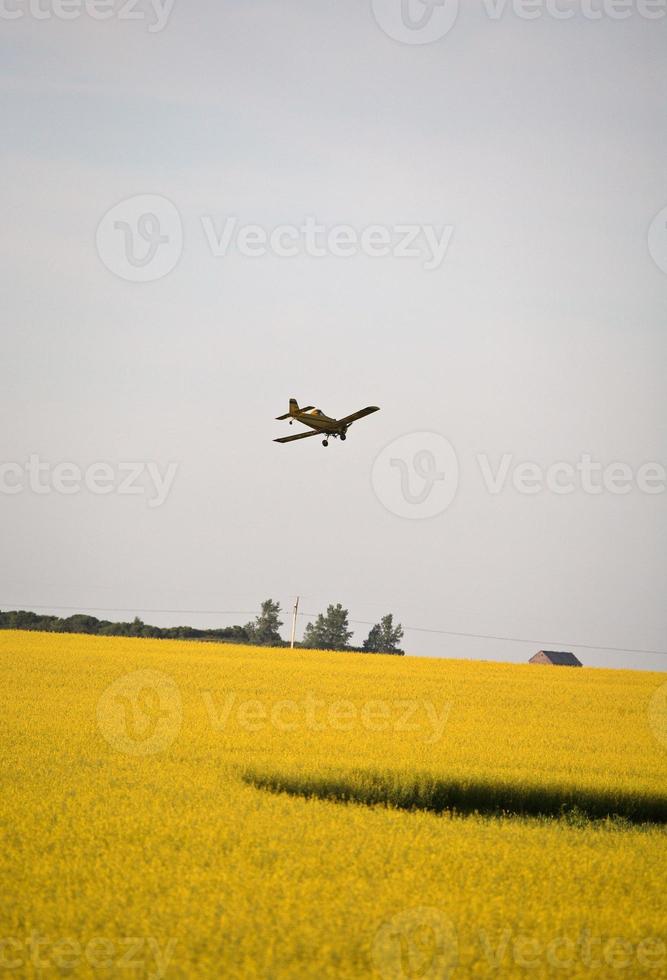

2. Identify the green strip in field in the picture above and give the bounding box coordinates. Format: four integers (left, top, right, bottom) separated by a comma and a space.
243, 768, 667, 825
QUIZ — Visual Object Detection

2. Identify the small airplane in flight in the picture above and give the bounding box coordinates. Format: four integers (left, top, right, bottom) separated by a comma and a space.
274, 399, 380, 447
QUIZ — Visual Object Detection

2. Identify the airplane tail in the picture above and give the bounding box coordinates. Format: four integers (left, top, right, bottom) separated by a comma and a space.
276, 398, 299, 421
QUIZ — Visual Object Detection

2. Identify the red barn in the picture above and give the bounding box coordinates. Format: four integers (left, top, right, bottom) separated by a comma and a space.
529, 650, 582, 667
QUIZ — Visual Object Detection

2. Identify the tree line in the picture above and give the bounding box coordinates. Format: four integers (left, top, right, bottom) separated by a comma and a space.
0, 600, 405, 655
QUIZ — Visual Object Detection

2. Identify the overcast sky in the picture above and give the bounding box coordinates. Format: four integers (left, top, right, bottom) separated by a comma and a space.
1, 1, 665, 669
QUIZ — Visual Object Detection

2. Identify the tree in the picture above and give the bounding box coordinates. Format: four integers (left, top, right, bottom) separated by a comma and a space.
363, 614, 404, 654
302, 603, 353, 650
245, 599, 284, 646
60, 614, 101, 635
129, 616, 146, 637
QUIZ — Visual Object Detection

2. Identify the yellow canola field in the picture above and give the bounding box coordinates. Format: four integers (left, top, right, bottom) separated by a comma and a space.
1, 630, 666, 979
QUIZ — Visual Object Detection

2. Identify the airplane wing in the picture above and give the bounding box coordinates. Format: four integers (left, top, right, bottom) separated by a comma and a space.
274, 430, 320, 444
336, 406, 380, 427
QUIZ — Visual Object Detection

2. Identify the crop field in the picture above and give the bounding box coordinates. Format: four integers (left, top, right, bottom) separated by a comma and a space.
1, 630, 666, 978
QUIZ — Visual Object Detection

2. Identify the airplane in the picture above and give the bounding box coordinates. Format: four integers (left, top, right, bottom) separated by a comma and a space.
274, 398, 380, 447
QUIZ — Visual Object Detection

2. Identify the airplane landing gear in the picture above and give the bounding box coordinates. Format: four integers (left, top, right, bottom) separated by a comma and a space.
322, 439, 329, 447
340, 433, 346, 441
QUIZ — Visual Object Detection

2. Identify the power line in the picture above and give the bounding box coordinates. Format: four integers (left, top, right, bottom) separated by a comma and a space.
2, 603, 261, 617
326, 619, 667, 657
3, 601, 666, 657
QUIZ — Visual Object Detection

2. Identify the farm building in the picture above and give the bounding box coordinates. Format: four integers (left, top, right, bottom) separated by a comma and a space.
529, 650, 583, 667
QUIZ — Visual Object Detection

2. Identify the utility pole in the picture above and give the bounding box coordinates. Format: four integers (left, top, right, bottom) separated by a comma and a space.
290, 596, 299, 649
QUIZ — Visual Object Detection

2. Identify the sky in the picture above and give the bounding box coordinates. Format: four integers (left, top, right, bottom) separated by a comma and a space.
1, 0, 666, 670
